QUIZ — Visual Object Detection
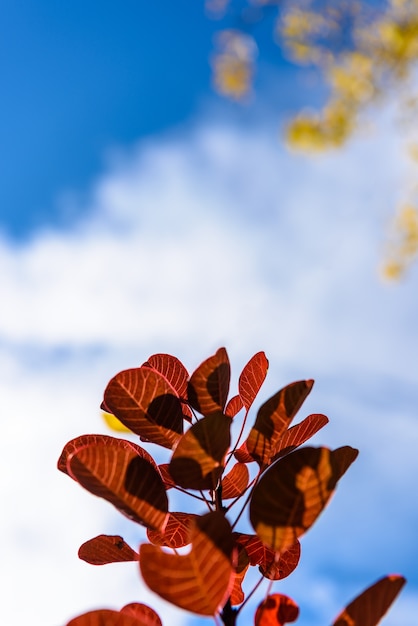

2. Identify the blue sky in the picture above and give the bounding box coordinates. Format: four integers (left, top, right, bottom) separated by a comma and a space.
1, 3, 417, 626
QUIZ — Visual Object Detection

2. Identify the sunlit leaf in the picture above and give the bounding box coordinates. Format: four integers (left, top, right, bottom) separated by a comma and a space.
58, 434, 159, 476
234, 533, 300, 580
221, 462, 249, 499
143, 353, 192, 421
140, 512, 235, 616
225, 394, 244, 417
103, 368, 185, 449
331, 575, 406, 626
238, 351, 269, 411
78, 535, 139, 565
187, 347, 230, 415
254, 594, 299, 626
65, 437, 168, 530
271, 413, 329, 461
250, 446, 358, 551
169, 412, 231, 490
246, 380, 314, 466
147, 512, 198, 548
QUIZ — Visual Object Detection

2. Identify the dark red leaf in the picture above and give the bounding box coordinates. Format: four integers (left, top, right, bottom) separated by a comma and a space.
103, 368, 185, 449
332, 575, 406, 626
140, 512, 235, 616
169, 412, 231, 490
143, 354, 193, 421
187, 347, 230, 415
58, 435, 159, 476
147, 512, 198, 548
246, 380, 314, 466
238, 351, 269, 411
158, 463, 176, 489
78, 535, 139, 565
255, 594, 299, 625
66, 438, 169, 530
250, 446, 358, 551
221, 463, 249, 499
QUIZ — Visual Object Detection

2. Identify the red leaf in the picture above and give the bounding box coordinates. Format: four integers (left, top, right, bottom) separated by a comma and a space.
225, 394, 244, 418
246, 380, 314, 466
255, 594, 299, 626
250, 446, 358, 551
187, 347, 230, 415
147, 512, 198, 548
169, 412, 231, 490
103, 368, 185, 449
140, 512, 235, 616
272, 413, 329, 461
332, 575, 406, 626
66, 437, 169, 530
221, 463, 249, 499
239, 351, 269, 411
78, 535, 139, 565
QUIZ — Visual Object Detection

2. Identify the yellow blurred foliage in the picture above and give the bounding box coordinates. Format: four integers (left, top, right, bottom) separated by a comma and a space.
101, 411, 131, 433
383, 205, 418, 279
211, 30, 256, 100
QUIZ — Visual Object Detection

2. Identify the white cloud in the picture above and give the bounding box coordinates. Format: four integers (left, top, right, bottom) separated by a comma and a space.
1, 116, 417, 625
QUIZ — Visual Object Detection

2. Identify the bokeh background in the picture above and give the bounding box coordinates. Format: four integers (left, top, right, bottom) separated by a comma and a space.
1, 2, 417, 625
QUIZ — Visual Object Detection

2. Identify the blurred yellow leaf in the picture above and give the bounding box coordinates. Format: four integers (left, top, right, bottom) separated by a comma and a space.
101, 411, 132, 433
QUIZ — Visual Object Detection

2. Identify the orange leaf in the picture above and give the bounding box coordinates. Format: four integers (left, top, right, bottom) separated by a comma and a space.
250, 446, 358, 551
66, 437, 168, 530
66, 608, 151, 625
221, 463, 249, 499
103, 368, 184, 449
332, 575, 406, 626
78, 534, 139, 565
120, 603, 162, 626
230, 545, 250, 606
234, 533, 300, 579
187, 347, 230, 415
225, 394, 244, 417
169, 412, 231, 490
246, 380, 314, 466
147, 512, 198, 548
238, 351, 269, 411
140, 512, 235, 616
157, 463, 176, 489
255, 594, 299, 626
272, 413, 329, 461
234, 441, 255, 464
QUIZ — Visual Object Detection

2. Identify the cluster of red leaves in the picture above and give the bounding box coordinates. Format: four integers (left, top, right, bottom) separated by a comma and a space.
58, 348, 405, 626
